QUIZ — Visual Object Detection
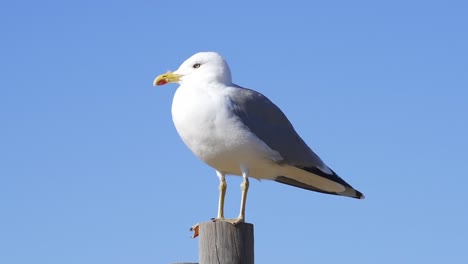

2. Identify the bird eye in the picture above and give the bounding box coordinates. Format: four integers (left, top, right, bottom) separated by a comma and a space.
193, 63, 201, 69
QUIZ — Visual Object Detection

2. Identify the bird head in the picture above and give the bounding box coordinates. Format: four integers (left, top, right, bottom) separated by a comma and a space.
153, 52, 232, 86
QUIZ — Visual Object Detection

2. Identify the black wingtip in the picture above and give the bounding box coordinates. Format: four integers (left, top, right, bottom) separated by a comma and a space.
355, 190, 365, 200
276, 166, 365, 200
302, 166, 366, 199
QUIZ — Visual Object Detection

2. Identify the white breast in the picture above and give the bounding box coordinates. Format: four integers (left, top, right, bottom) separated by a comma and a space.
171, 83, 281, 178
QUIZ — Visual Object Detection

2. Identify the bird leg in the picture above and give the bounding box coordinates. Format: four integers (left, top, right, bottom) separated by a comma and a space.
211, 168, 249, 225
216, 171, 227, 219
234, 167, 249, 224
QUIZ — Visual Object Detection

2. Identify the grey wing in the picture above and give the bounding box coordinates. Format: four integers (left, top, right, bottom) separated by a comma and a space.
228, 85, 364, 199
228, 85, 326, 169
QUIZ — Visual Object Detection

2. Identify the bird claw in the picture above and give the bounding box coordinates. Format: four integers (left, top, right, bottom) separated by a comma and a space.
211, 217, 245, 225
233, 218, 245, 225
191, 217, 245, 238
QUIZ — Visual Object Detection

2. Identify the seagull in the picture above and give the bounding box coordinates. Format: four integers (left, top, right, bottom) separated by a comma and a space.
153, 52, 364, 224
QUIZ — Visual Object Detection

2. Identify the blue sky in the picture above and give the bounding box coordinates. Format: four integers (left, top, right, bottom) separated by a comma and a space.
1, 0, 467, 263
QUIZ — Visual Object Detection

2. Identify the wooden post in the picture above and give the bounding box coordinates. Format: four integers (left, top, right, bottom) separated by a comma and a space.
198, 221, 254, 264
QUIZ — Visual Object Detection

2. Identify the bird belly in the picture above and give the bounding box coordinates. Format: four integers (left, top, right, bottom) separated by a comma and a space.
171, 86, 281, 179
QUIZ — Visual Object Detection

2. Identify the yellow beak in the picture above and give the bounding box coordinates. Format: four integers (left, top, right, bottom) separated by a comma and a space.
153, 72, 182, 86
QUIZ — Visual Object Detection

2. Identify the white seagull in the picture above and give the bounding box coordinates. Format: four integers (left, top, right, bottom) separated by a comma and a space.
153, 52, 364, 224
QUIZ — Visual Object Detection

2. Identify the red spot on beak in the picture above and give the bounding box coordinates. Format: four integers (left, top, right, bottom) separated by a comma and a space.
156, 79, 168, 85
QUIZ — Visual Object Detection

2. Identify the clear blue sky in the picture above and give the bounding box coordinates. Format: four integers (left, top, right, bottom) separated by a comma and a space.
1, 0, 467, 263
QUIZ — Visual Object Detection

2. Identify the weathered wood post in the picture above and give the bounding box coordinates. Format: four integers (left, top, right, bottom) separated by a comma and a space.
198, 221, 254, 264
